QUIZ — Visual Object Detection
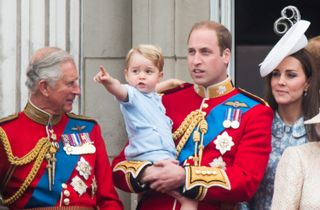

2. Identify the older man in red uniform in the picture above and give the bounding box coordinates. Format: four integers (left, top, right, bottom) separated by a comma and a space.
0, 47, 123, 210
112, 20, 273, 210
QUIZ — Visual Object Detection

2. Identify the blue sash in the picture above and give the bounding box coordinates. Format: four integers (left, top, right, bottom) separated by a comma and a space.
26, 118, 94, 208
178, 93, 259, 163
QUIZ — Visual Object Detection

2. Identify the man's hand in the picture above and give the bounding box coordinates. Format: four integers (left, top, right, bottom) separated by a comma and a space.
141, 159, 185, 193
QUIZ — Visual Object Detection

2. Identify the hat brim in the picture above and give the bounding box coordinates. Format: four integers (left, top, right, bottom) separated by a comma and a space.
259, 20, 310, 77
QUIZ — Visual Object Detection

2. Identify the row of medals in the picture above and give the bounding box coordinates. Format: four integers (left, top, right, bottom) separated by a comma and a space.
45, 128, 97, 198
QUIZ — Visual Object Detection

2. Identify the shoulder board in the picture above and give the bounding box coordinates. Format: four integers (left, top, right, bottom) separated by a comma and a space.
238, 88, 270, 107
66, 112, 97, 123
0, 113, 19, 125
161, 82, 193, 95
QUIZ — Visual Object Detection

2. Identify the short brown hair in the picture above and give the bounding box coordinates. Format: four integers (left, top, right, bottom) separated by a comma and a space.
187, 20, 232, 55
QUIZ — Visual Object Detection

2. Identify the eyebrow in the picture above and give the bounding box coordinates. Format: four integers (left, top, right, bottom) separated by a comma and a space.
285, 69, 298, 72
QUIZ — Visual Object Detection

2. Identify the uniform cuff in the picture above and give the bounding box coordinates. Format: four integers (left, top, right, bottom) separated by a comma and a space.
183, 165, 231, 199
113, 160, 152, 193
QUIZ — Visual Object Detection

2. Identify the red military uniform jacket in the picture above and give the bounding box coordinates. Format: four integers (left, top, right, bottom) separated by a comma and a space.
112, 79, 273, 210
0, 102, 123, 210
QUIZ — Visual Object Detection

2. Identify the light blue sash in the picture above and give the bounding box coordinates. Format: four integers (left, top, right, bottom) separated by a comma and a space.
178, 93, 259, 163
26, 118, 94, 208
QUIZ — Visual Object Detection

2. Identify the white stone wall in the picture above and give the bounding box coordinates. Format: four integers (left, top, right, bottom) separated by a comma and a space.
0, 0, 80, 117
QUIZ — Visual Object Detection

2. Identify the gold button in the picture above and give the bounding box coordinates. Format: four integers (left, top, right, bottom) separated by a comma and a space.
63, 190, 70, 197
61, 183, 67, 189
63, 198, 70, 206
202, 103, 208, 108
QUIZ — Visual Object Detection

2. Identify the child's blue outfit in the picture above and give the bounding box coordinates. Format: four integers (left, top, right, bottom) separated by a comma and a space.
119, 84, 176, 162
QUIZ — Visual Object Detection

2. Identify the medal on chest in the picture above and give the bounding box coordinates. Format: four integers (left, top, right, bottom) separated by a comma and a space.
61, 132, 96, 155
223, 107, 242, 129
209, 131, 234, 170
214, 131, 234, 155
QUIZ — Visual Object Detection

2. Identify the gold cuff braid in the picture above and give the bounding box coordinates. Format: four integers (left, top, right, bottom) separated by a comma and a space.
185, 166, 231, 191
113, 160, 152, 178
0, 127, 51, 205
113, 160, 152, 193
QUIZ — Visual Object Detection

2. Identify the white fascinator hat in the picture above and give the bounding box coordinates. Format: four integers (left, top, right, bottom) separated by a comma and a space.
304, 109, 320, 124
259, 20, 310, 77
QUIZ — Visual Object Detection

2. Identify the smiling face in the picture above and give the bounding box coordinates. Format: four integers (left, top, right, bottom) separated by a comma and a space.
187, 28, 230, 87
125, 52, 163, 93
46, 61, 81, 114
271, 56, 310, 108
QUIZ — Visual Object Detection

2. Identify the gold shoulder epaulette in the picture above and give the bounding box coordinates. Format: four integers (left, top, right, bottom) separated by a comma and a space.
0, 113, 19, 125
238, 88, 270, 107
66, 112, 97, 123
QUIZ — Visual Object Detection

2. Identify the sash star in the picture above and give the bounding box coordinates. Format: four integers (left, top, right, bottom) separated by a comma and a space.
71, 175, 88, 196
214, 131, 234, 155
76, 157, 92, 180
209, 156, 226, 170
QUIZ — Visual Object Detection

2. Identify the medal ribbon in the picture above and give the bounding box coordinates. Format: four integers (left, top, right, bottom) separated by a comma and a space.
25, 118, 94, 208
178, 93, 259, 163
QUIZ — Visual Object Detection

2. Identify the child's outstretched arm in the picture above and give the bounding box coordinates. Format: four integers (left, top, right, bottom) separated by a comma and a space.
93, 65, 128, 101
155, 78, 185, 93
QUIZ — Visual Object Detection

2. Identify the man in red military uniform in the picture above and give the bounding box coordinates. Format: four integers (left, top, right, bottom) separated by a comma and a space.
112, 20, 273, 210
0, 47, 123, 210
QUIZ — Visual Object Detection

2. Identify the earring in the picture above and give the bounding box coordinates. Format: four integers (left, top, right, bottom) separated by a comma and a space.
304, 90, 308, 97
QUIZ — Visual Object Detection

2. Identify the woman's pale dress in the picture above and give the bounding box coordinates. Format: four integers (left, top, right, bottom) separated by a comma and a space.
271, 142, 320, 210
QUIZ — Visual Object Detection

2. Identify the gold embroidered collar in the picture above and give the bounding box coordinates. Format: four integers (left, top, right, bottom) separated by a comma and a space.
194, 78, 234, 98
24, 100, 61, 125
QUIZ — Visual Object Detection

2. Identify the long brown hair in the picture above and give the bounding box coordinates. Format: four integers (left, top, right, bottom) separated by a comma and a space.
264, 49, 320, 141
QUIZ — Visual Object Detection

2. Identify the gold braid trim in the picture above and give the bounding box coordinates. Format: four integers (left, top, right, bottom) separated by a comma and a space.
125, 173, 135, 193
0, 128, 49, 165
185, 166, 231, 191
0, 127, 51, 205
195, 186, 207, 201
173, 110, 204, 158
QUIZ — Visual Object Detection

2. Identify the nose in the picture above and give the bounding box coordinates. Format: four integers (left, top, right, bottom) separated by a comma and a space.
192, 52, 202, 65
278, 74, 286, 86
138, 71, 146, 79
73, 84, 81, 95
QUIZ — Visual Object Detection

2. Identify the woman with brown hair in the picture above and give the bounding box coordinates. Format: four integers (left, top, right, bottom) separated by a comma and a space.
242, 20, 320, 210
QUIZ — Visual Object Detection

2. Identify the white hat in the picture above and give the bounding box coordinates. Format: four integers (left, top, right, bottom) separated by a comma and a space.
304, 109, 320, 124
259, 20, 310, 77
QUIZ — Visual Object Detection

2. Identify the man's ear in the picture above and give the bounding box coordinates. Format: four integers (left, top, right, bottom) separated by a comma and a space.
222, 48, 231, 65
38, 80, 49, 97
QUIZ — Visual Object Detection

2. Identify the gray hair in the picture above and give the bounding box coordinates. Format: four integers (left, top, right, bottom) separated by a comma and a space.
25, 47, 74, 93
